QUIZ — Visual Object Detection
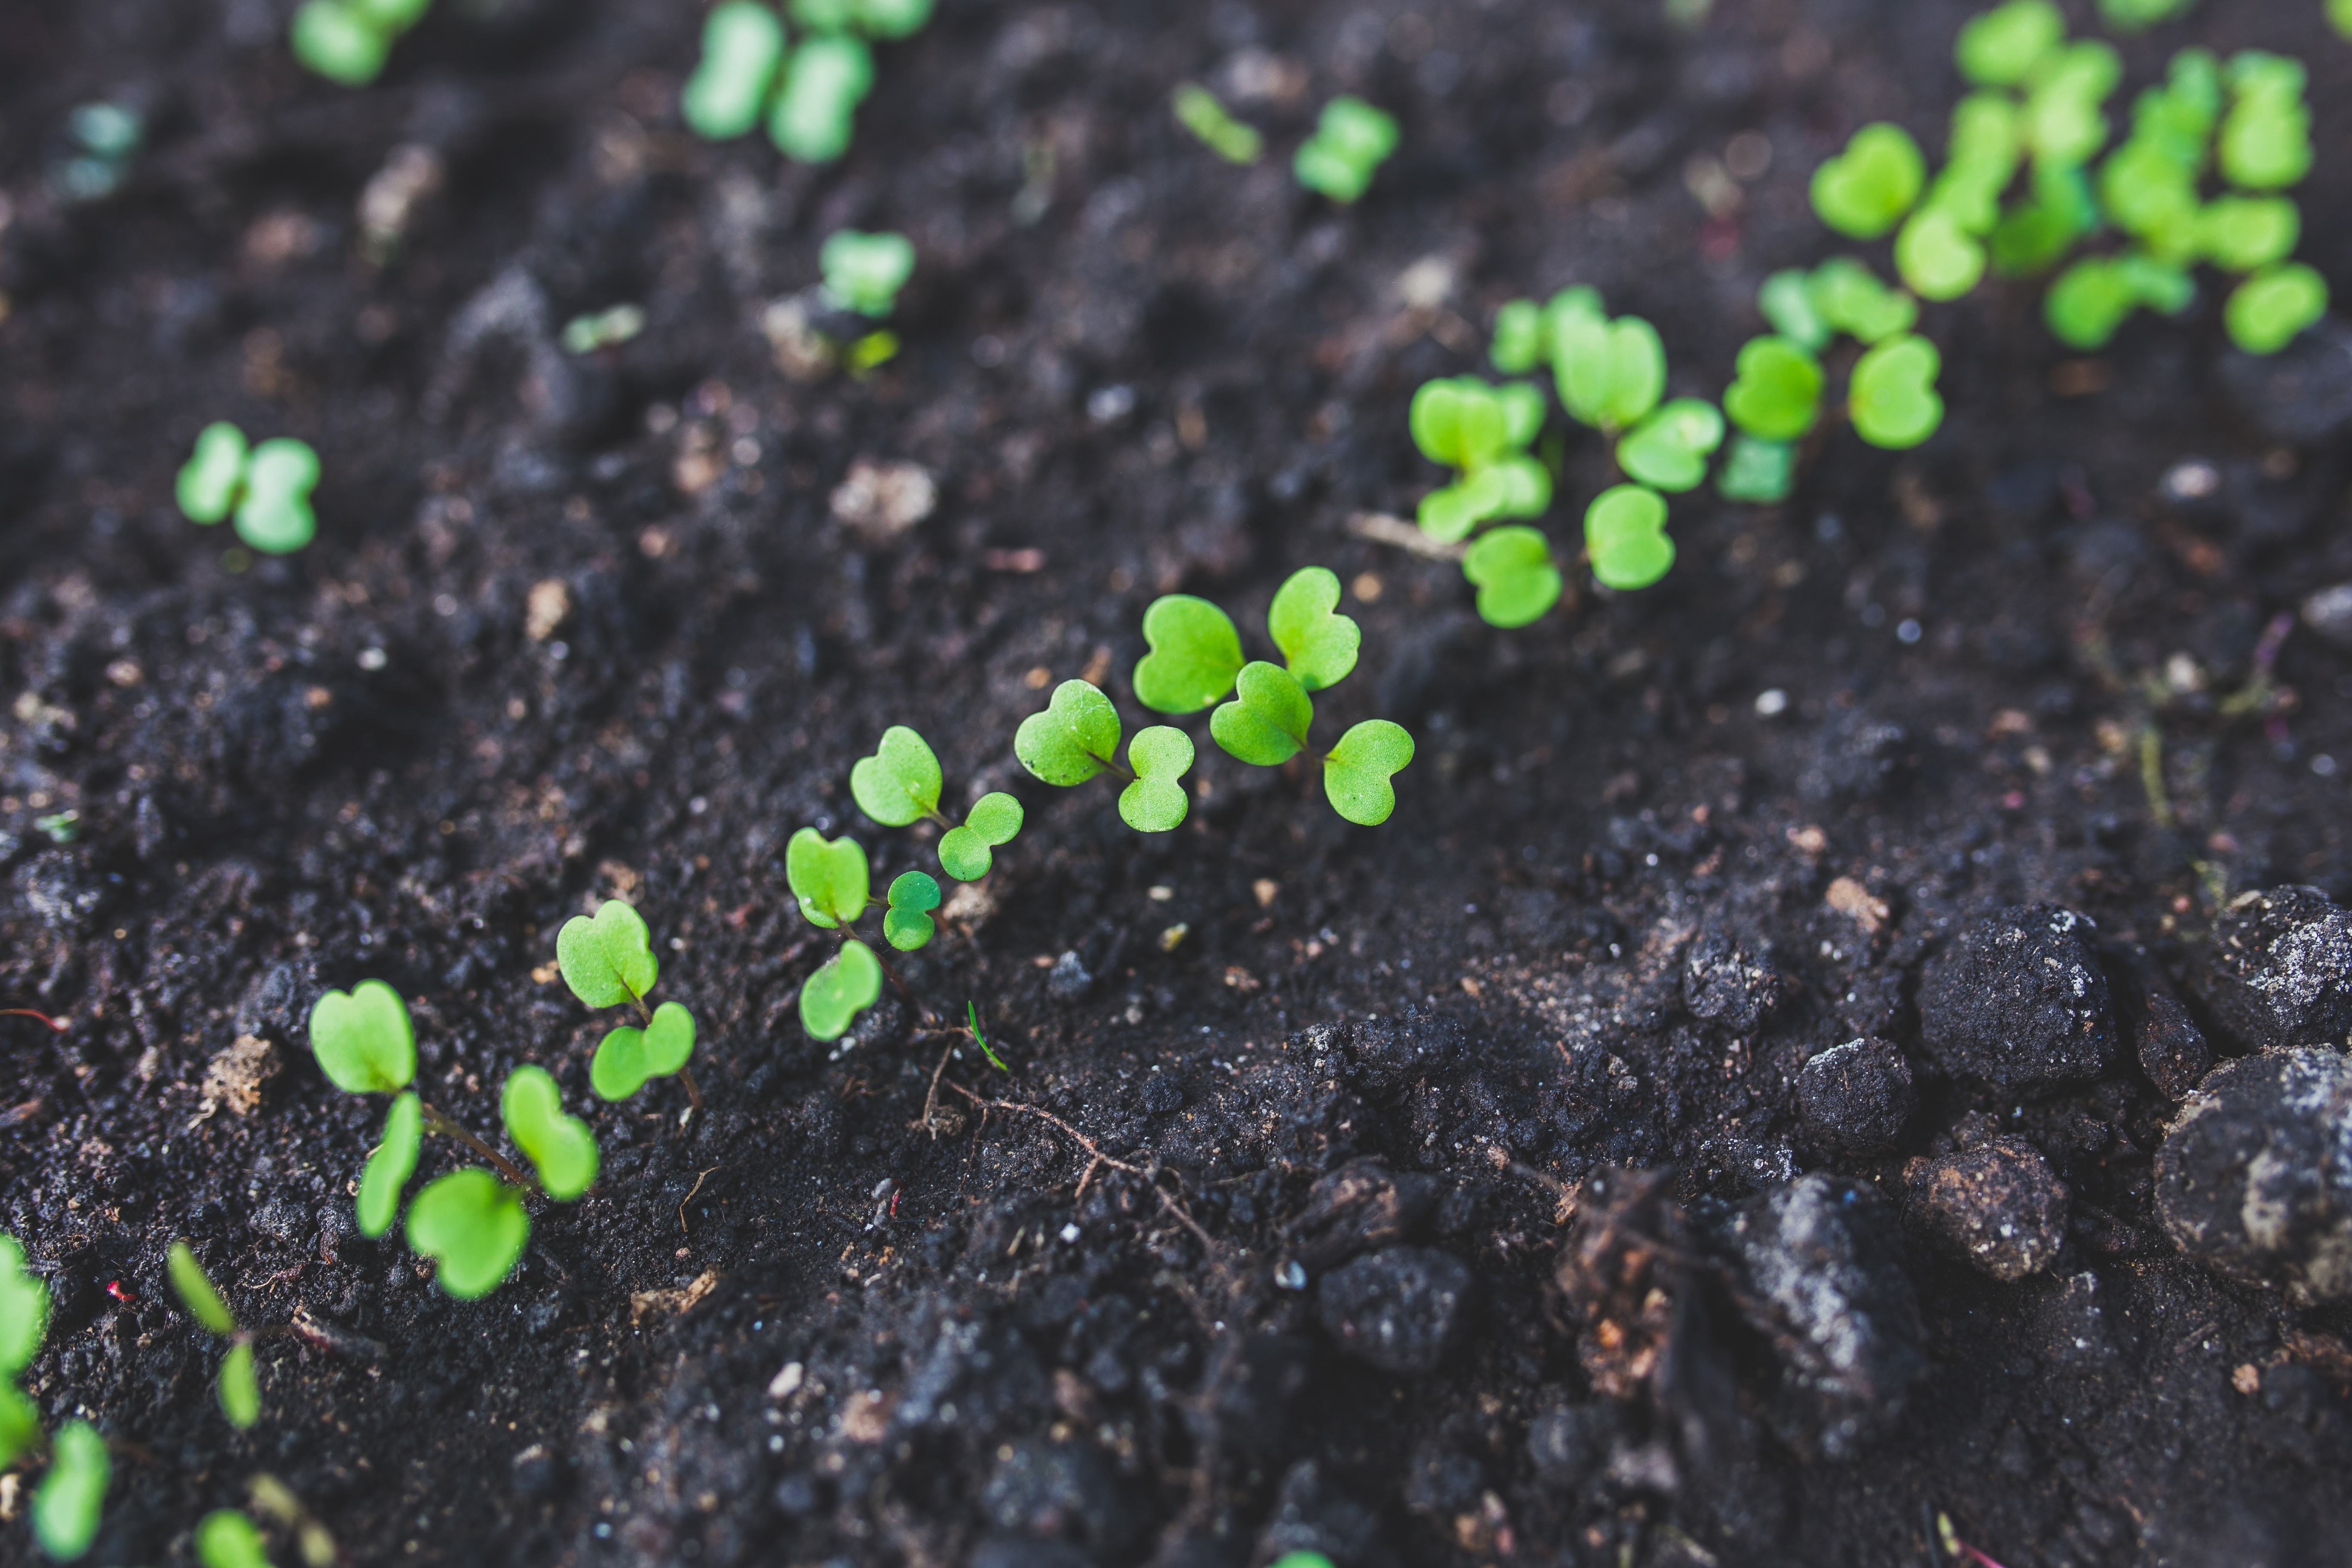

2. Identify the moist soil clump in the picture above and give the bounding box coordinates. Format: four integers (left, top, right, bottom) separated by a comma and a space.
6, 0, 2352, 1565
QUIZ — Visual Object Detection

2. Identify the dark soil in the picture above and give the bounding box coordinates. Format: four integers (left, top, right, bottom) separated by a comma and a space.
5, 0, 2352, 1564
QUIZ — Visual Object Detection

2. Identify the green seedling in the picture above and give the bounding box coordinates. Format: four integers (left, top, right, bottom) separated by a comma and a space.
309, 982, 591, 1298
790, 0, 934, 33
1409, 377, 1550, 541
52, 102, 143, 204
1119, 727, 1195, 833
2099, 0, 2196, 28
785, 829, 930, 1039
965, 1001, 1008, 1071
1615, 398, 1724, 492
1955, 0, 2062, 87
175, 424, 320, 555
1136, 567, 1361, 710
1807, 259, 1916, 344
1211, 663, 1313, 766
1014, 681, 1199, 828
1758, 271, 1829, 353
683, 1, 789, 138
2197, 196, 2298, 273
1585, 484, 1674, 591
1490, 299, 1547, 374
848, 726, 1026, 879
1990, 163, 2097, 275
771, 33, 875, 162
2333, 0, 2352, 40
1320, 720, 1416, 828
0, 1235, 48, 1468
33, 1420, 108, 1562
195, 1511, 273, 1568
2023, 41, 2120, 171
2219, 52, 2311, 191
561, 304, 646, 355
33, 812, 78, 847
799, 937, 883, 1041
1810, 123, 1925, 240
1922, 93, 2021, 236
1173, 84, 1263, 164
1717, 436, 1798, 505
1895, 207, 1986, 300
1462, 526, 1562, 628
556, 899, 702, 1106
166, 1243, 260, 1430
1552, 301, 1666, 432
820, 230, 915, 318
1722, 337, 1824, 444
1848, 334, 1944, 449
2225, 262, 2328, 355
1294, 96, 1398, 203
2044, 254, 2191, 349
291, 0, 431, 87
884, 871, 941, 951
247, 1471, 340, 1568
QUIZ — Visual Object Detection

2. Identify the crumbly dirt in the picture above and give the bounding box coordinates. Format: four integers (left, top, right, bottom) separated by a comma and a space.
4, 0, 2352, 1564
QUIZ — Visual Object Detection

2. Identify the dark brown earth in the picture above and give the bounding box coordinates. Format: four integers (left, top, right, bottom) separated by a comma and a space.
5, 0, 2352, 1563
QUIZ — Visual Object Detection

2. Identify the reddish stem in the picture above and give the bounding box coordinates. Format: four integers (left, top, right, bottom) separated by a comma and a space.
417, 1101, 532, 1189
0, 1010, 66, 1033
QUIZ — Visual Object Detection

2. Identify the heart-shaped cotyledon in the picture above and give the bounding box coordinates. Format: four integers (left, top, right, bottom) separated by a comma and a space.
787, 827, 871, 927
1810, 122, 1925, 240
1848, 334, 1945, 450
938, 792, 1023, 881
1584, 484, 1675, 592
882, 871, 942, 952
1014, 680, 1122, 784
591, 1001, 698, 1101
1322, 720, 1415, 826
1118, 726, 1195, 832
233, 438, 320, 554
1132, 597, 1243, 714
800, 940, 883, 1041
1267, 567, 1361, 692
406, 1168, 530, 1300
309, 979, 417, 1095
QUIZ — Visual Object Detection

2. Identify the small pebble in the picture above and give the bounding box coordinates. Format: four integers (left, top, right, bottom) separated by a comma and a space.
2197, 885, 2352, 1053
1918, 904, 2116, 1092
1797, 1037, 1917, 1154
1905, 1137, 2069, 1282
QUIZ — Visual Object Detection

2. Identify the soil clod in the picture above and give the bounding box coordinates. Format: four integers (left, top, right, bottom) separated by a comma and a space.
2156, 1047, 2352, 1304
1904, 1137, 2069, 1282
2197, 886, 2352, 1053
1796, 1037, 1917, 1154
1918, 904, 2117, 1093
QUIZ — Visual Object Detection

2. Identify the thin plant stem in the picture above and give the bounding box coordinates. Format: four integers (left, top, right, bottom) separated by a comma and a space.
416, 1101, 531, 1188
0, 1010, 66, 1032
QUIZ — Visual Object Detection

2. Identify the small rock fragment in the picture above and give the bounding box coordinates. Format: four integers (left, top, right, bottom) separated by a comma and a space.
2133, 984, 2214, 1100
1682, 930, 1781, 1032
1797, 1038, 1917, 1155
1905, 1138, 2070, 1282
1283, 1159, 1440, 1270
1316, 1246, 1472, 1374
830, 457, 936, 544
525, 579, 570, 641
200, 1034, 281, 1118
1918, 904, 2117, 1093
2197, 886, 2352, 1053
2305, 584, 2352, 651
2156, 1048, 2352, 1305
1045, 951, 1092, 1001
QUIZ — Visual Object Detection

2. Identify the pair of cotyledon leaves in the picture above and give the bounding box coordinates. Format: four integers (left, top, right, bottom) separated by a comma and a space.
166, 1241, 259, 1431
0, 1235, 108, 1559
1408, 379, 1551, 542
311, 981, 597, 1299
556, 899, 699, 1101
849, 726, 1025, 879
175, 423, 320, 554
680, 2, 891, 163
785, 827, 930, 1039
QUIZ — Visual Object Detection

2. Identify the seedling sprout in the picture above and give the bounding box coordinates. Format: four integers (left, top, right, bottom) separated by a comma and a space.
33, 1420, 108, 1562
965, 1001, 1008, 1071
1552, 300, 1666, 432
291, 0, 431, 87
1294, 97, 1398, 203
682, 2, 789, 139
166, 1243, 260, 1430
555, 900, 702, 1106
1584, 484, 1675, 591
820, 230, 915, 318
770, 33, 875, 162
1809, 123, 1926, 240
196, 1511, 274, 1568
1173, 84, 1264, 165
1462, 526, 1562, 628
175, 424, 320, 554
561, 304, 646, 355
848, 726, 1026, 879
1847, 334, 1945, 449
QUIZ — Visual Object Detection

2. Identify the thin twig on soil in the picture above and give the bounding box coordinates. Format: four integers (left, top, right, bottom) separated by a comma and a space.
944, 1081, 1216, 1257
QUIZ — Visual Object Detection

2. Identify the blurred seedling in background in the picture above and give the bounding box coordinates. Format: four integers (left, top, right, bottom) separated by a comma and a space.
33, 812, 79, 847
165, 1244, 260, 1431
849, 726, 1025, 880
818, 229, 915, 370
1107, 567, 1415, 826
2098, 0, 2195, 27
1294, 96, 1398, 203
49, 103, 142, 204
175, 424, 320, 555
291, 0, 430, 87
681, 0, 932, 163
1173, 83, 1264, 164
0, 1235, 110, 1561
310, 981, 597, 1298
199, 1475, 338, 1568
556, 901, 702, 1109
560, 304, 646, 356
1409, 377, 1551, 542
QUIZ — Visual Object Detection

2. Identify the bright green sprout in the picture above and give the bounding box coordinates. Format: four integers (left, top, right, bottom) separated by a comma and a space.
1585, 484, 1674, 591
1895, 207, 1986, 300
358, 1093, 421, 1238
1294, 96, 1399, 203
2022, 41, 2120, 171
2098, 0, 2196, 29
849, 726, 1026, 880
33, 812, 77, 846
1490, 299, 1547, 374
799, 940, 883, 1041
1119, 727, 1194, 832
1016, 681, 1122, 784
1321, 721, 1416, 827
1268, 567, 1363, 691
1848, 334, 1945, 449
770, 34, 875, 162
1134, 597, 1245, 712
820, 230, 915, 318
1990, 165, 2098, 276
845, 330, 900, 374
405, 1169, 529, 1301
1717, 436, 1798, 505
1552, 304, 1666, 433
683, 2, 789, 138
561, 304, 646, 355
1461, 527, 1562, 629
2332, 0, 2352, 40
1955, 0, 2062, 88
245, 1474, 335, 1568
939, 794, 1024, 881
308, 979, 416, 1095
500, 1066, 598, 1201
883, 870, 942, 951
1173, 84, 1263, 164
219, 1343, 261, 1432
1807, 259, 1916, 345
2225, 262, 2328, 355
1267, 1555, 1337, 1568
196, 1510, 275, 1568
175, 425, 320, 554
0, 1236, 49, 1384
788, 827, 872, 927
1809, 123, 1925, 240
846, 0, 935, 41
1615, 398, 1725, 493
290, 0, 431, 87
589, 1006, 695, 1102
557, 898, 703, 1105
32, 1419, 109, 1561
1409, 378, 1550, 541
1922, 94, 2021, 236
965, 1001, 1008, 1072
2218, 52, 2311, 192
1211, 662, 1314, 767
167, 1243, 260, 1430
2197, 196, 2298, 273
1721, 337, 1824, 444
1758, 270, 1829, 353
2043, 254, 2190, 349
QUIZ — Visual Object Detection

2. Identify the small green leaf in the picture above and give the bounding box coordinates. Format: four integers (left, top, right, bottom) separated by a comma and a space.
1758, 271, 1829, 353
820, 230, 916, 318
769, 32, 874, 162
1849, 335, 1945, 450
177, 423, 248, 525
291, 0, 391, 86
500, 1065, 599, 1201
1133, 596, 1244, 713
308, 979, 417, 1095
1895, 208, 1986, 301
2218, 76, 2310, 192
849, 726, 943, 826
1015, 680, 1122, 785
801, 940, 884, 1041
195, 1509, 274, 1568
681, 2, 787, 141
168, 1241, 237, 1336
33, 1418, 110, 1561
1490, 299, 1546, 374
589, 1004, 696, 1101
1810, 123, 1925, 240
1585, 485, 1675, 591
1554, 311, 1666, 432
0, 1234, 50, 1378
218, 1340, 260, 1431
1721, 337, 1825, 443
2198, 196, 2299, 273
965, 1001, 1008, 1071
1119, 726, 1194, 832
406, 1170, 530, 1300
1955, 0, 2063, 87
1268, 567, 1361, 691
938, 792, 1023, 881
1210, 662, 1314, 767
1615, 398, 1725, 493
1172, 83, 1263, 164
1807, 259, 1916, 344
1417, 470, 1511, 543
1293, 96, 1398, 203
884, 870, 942, 952
1990, 165, 2098, 275
0, 1384, 40, 1471
2226, 263, 2328, 356
1411, 379, 1508, 470
1461, 526, 1562, 630
787, 827, 871, 928
1322, 720, 1415, 827
358, 1092, 422, 1238
2044, 258, 2141, 350
234, 438, 319, 555
1717, 436, 1797, 505
1485, 454, 1553, 518
556, 900, 658, 1009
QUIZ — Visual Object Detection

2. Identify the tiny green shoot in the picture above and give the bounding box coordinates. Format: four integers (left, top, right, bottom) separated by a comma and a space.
799, 939, 883, 1041
2098, 0, 2196, 30
195, 1510, 274, 1568
167, 1242, 260, 1431
1293, 97, 1399, 203
1955, 0, 2063, 88
2219, 52, 2311, 192
500, 1066, 599, 1200
561, 304, 646, 355
770, 33, 875, 162
1490, 299, 1547, 374
1615, 398, 1725, 493
1895, 207, 1987, 300
1461, 526, 1562, 628
683, 2, 788, 139
965, 1001, 1008, 1071
820, 230, 915, 318
1134, 597, 1245, 713
1173, 84, 1263, 164
291, 0, 431, 87
1806, 258, 1916, 345
848, 726, 1026, 880
1267, 566, 1363, 691
1321, 721, 1416, 827
1119, 727, 1194, 832
1717, 436, 1798, 505
1552, 304, 1666, 433
176, 425, 321, 555
0, 1234, 48, 1472
1210, 662, 1313, 767
2225, 262, 2328, 356
1809, 123, 1925, 240
1409, 377, 1550, 541
1847, 334, 1945, 449
32, 1420, 108, 1562
405, 1169, 529, 1301
557, 899, 701, 1106
884, 870, 942, 951
1721, 337, 1824, 444
308, 980, 416, 1094
1584, 484, 1674, 591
